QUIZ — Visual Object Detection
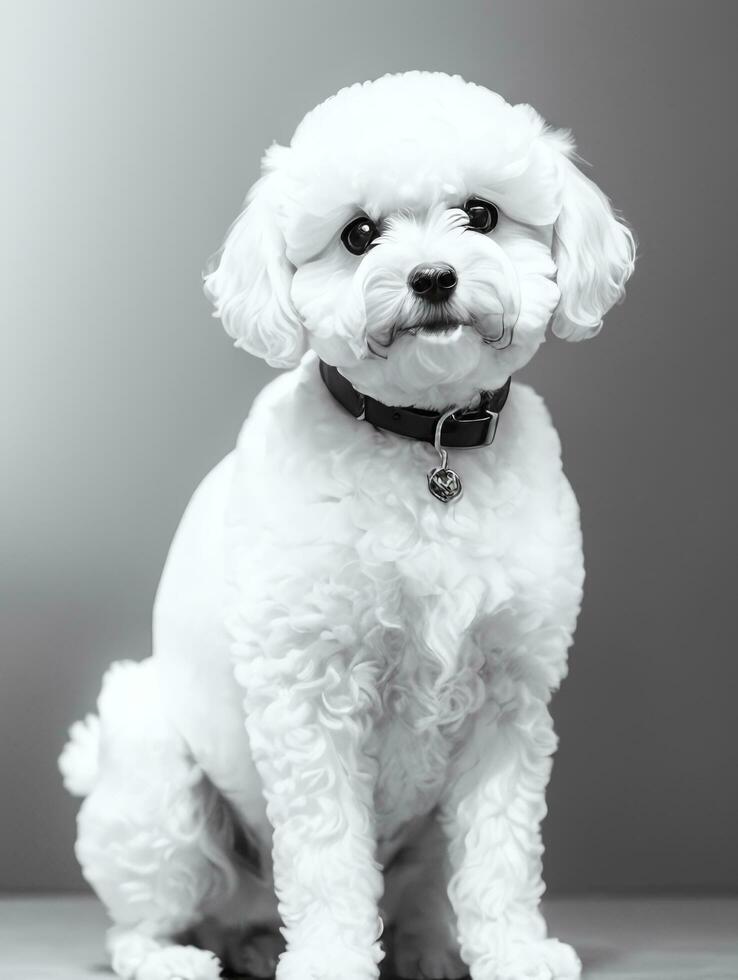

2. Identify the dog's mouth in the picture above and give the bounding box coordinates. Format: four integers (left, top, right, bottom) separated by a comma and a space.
367, 321, 467, 358
395, 319, 470, 339
369, 313, 515, 356
412, 321, 464, 335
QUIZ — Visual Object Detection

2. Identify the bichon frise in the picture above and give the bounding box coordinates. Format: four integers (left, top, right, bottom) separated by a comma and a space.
60, 72, 634, 980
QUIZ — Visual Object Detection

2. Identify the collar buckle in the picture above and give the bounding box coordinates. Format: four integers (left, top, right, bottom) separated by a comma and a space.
440, 406, 500, 449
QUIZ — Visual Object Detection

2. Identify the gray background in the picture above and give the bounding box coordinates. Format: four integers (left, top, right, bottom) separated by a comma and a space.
2, 0, 736, 894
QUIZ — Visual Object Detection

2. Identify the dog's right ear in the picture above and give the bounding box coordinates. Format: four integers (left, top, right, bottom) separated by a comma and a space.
550, 151, 636, 342
204, 145, 306, 369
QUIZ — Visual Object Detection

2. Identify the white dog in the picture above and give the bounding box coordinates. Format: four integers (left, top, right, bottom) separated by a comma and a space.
60, 72, 634, 980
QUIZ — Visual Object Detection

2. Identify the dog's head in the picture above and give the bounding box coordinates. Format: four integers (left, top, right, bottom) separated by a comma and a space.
205, 72, 635, 409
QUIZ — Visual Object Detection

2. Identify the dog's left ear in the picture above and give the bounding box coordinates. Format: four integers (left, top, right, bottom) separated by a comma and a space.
204, 145, 306, 368
550, 151, 636, 341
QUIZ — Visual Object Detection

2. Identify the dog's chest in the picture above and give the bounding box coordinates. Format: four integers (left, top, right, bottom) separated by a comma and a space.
367, 634, 485, 842
227, 372, 579, 835
342, 485, 509, 839
231, 453, 511, 829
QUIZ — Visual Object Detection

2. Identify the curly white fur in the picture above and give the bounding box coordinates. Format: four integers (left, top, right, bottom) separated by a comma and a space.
61, 71, 634, 980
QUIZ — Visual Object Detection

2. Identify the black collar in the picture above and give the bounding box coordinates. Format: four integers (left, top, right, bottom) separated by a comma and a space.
319, 359, 511, 449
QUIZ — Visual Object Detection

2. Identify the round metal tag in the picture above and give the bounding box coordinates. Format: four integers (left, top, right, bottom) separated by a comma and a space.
427, 466, 463, 503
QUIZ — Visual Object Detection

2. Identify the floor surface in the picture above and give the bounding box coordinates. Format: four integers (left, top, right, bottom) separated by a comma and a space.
0, 895, 736, 979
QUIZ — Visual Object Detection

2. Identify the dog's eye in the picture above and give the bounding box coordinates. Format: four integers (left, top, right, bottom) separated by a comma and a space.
341, 216, 379, 255
464, 198, 499, 234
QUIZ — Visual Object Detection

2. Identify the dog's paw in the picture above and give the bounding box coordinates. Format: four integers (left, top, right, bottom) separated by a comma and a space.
275, 947, 379, 980
497, 939, 580, 980
136, 944, 222, 980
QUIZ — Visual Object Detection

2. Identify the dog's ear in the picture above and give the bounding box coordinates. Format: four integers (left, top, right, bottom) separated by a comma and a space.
204, 145, 306, 368
550, 152, 636, 342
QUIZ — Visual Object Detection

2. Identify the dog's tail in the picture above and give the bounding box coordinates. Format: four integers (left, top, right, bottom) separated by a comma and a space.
59, 712, 100, 797
59, 659, 158, 797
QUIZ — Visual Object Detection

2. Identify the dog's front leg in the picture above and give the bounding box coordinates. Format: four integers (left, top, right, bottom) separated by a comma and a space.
439, 690, 580, 980
239, 645, 383, 980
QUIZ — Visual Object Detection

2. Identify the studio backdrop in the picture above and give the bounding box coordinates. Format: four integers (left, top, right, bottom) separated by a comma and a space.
2, 0, 736, 894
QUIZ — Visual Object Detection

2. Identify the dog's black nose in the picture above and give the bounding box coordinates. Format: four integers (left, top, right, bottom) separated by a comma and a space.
408, 263, 458, 303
